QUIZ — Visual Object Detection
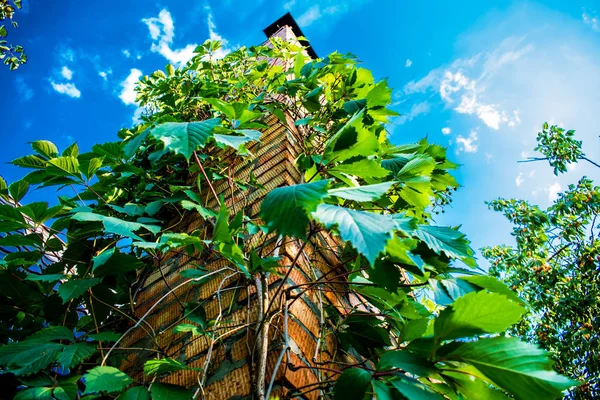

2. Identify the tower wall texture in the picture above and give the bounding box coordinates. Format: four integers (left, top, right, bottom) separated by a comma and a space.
121, 109, 354, 399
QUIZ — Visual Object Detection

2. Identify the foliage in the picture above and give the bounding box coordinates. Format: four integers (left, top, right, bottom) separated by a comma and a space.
483, 124, 599, 399
0, 38, 576, 399
0, 0, 26, 70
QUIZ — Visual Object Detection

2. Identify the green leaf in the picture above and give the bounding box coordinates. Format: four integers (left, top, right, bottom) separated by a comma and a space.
123, 131, 149, 158
441, 368, 510, 400
150, 383, 193, 400
413, 225, 475, 266
389, 378, 444, 400
260, 180, 329, 238
214, 129, 261, 151
144, 359, 190, 376
9, 179, 29, 202
26, 273, 66, 282
372, 381, 393, 400
441, 337, 577, 399
72, 212, 160, 241
30, 140, 59, 158
46, 156, 80, 177
57, 343, 96, 368
460, 275, 526, 305
334, 368, 372, 400
11, 155, 48, 169
79, 157, 104, 180
62, 142, 79, 157
83, 366, 133, 394
149, 119, 221, 161
366, 81, 392, 107
330, 158, 390, 179
173, 324, 205, 336
14, 387, 54, 400
92, 248, 143, 276
378, 350, 436, 376
119, 387, 151, 400
395, 154, 436, 182
312, 204, 395, 265
434, 291, 525, 341
57, 278, 102, 304
328, 182, 395, 202
0, 340, 65, 375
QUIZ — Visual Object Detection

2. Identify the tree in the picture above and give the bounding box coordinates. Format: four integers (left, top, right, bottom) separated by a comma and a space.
0, 39, 576, 399
483, 123, 599, 399
0, 0, 26, 70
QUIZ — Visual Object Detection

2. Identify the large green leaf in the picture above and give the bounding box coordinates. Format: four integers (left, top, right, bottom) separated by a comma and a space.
312, 204, 395, 265
72, 212, 160, 241
46, 156, 81, 177
149, 119, 221, 161
434, 291, 525, 341
334, 368, 372, 400
8, 180, 29, 202
441, 337, 577, 400
328, 182, 395, 202
330, 158, 390, 179
389, 378, 444, 400
11, 155, 48, 169
150, 383, 192, 400
213, 129, 261, 151
57, 278, 102, 304
144, 359, 190, 376
0, 340, 65, 375
30, 140, 59, 158
83, 366, 133, 394
460, 275, 526, 305
14, 387, 54, 400
57, 343, 96, 368
260, 180, 329, 237
118, 387, 151, 400
413, 225, 475, 266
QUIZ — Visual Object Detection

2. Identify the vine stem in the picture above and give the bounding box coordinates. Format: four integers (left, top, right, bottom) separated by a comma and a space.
101, 267, 231, 366
265, 293, 289, 400
193, 151, 221, 207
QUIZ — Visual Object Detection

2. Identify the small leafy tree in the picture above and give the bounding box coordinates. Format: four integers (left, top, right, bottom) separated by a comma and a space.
0, 39, 576, 399
0, 0, 26, 70
483, 124, 599, 399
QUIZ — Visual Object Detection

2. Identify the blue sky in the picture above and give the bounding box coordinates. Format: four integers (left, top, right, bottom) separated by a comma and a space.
2, 0, 600, 262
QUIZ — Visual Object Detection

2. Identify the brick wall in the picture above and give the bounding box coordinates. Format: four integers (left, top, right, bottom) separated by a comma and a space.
122, 112, 354, 399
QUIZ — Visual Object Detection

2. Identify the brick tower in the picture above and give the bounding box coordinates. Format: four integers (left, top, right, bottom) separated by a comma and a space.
121, 14, 354, 400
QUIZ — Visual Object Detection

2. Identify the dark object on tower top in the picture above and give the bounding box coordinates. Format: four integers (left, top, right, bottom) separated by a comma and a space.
263, 12, 318, 59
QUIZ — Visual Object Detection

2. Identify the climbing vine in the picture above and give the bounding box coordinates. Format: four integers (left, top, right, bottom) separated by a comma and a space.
0, 39, 577, 399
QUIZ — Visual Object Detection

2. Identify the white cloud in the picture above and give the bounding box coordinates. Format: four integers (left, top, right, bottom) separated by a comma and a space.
546, 182, 561, 202
583, 12, 599, 31
60, 47, 75, 62
122, 49, 131, 58
132, 107, 145, 125
99, 69, 112, 81
441, 127, 451, 135
515, 173, 524, 187
297, 4, 342, 27
456, 130, 479, 153
119, 69, 143, 105
298, 5, 322, 26
403, 37, 529, 130
50, 81, 81, 98
283, 0, 296, 10
405, 59, 412, 68
15, 76, 34, 101
61, 66, 73, 80
142, 9, 198, 66
204, 5, 234, 59
398, 101, 430, 124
